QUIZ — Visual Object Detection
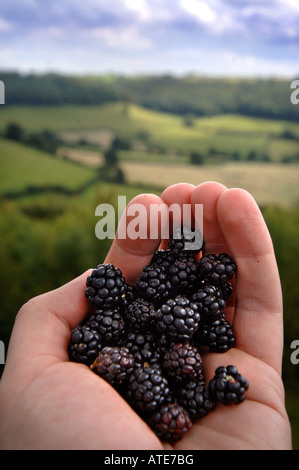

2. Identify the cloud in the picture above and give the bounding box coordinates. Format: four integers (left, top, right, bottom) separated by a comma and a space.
0, 0, 298, 76
89, 25, 153, 50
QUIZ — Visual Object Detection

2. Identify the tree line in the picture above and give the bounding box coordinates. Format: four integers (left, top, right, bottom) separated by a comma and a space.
0, 71, 298, 122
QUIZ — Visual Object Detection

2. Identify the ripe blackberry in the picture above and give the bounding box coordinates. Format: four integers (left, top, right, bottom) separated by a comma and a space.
218, 282, 233, 301
85, 263, 127, 308
168, 254, 200, 295
156, 295, 200, 342
150, 249, 176, 272
126, 365, 171, 412
122, 284, 138, 308
196, 316, 235, 353
168, 224, 203, 255
136, 265, 172, 305
125, 297, 158, 332
148, 402, 192, 443
86, 308, 125, 345
91, 346, 135, 386
191, 284, 226, 321
199, 253, 236, 287
178, 380, 216, 421
208, 365, 249, 405
125, 331, 160, 367
68, 325, 102, 366
162, 342, 203, 384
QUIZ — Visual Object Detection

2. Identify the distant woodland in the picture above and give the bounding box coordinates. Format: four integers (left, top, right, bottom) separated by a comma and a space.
1, 71, 298, 121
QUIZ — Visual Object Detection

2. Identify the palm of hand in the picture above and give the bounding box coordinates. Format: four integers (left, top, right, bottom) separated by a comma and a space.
0, 183, 292, 450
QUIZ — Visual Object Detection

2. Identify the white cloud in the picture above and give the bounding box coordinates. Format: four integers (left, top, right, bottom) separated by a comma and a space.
89, 25, 153, 50
0, 15, 13, 32
179, 0, 216, 23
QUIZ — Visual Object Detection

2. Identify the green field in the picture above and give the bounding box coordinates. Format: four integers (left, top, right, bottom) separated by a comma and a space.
0, 138, 95, 193
1, 103, 299, 161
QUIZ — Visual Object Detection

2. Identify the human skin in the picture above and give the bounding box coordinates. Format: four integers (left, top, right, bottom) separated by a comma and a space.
0, 182, 293, 450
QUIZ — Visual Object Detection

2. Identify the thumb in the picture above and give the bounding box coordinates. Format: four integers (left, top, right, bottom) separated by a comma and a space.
3, 270, 92, 381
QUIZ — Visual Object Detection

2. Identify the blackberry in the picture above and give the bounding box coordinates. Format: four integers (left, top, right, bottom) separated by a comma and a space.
162, 342, 203, 384
168, 224, 203, 255
87, 308, 125, 345
136, 265, 172, 305
196, 316, 235, 353
150, 249, 176, 272
126, 365, 171, 412
91, 346, 134, 386
68, 325, 102, 366
125, 331, 160, 367
85, 263, 126, 308
199, 253, 236, 287
156, 295, 200, 342
208, 365, 249, 405
122, 284, 138, 308
148, 402, 192, 443
218, 282, 233, 301
191, 284, 226, 321
168, 254, 200, 295
178, 380, 216, 421
125, 297, 158, 332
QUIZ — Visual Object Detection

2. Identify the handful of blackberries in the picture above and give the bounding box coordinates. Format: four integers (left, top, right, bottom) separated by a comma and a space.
69, 226, 249, 443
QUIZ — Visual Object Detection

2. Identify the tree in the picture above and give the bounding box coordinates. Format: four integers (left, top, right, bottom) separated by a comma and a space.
190, 151, 204, 165
4, 123, 24, 141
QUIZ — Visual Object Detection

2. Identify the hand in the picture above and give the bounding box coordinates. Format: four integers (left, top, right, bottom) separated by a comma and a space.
0, 182, 292, 450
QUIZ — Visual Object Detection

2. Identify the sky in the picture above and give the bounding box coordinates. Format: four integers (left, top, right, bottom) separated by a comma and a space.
0, 0, 298, 77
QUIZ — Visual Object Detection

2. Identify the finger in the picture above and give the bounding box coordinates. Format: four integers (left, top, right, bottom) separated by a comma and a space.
4, 271, 92, 377
190, 182, 236, 324
159, 183, 196, 249
105, 193, 169, 285
190, 181, 228, 255
217, 188, 283, 374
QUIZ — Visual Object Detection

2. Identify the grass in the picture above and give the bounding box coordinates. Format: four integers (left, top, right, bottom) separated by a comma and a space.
0, 138, 95, 193
0, 103, 298, 161
120, 160, 299, 207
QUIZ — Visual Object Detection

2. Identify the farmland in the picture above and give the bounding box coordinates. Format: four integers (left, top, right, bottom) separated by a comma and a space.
1, 102, 299, 162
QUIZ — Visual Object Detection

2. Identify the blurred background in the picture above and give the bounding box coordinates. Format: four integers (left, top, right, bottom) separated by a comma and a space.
0, 0, 298, 448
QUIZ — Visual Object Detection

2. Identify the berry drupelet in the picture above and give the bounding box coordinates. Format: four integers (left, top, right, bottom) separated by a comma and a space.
168, 224, 203, 255
86, 308, 126, 345
136, 265, 172, 305
125, 331, 160, 368
191, 284, 226, 322
91, 346, 135, 386
198, 253, 236, 287
125, 297, 158, 332
148, 402, 192, 443
162, 342, 204, 384
196, 315, 235, 353
85, 264, 127, 309
168, 254, 200, 295
177, 380, 216, 421
126, 365, 171, 413
208, 365, 249, 405
68, 325, 102, 366
156, 295, 200, 342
